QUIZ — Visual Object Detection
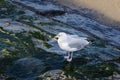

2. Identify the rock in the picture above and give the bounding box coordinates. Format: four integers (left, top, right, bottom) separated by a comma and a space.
9, 57, 46, 80
5, 21, 11, 26
0, 74, 9, 80
0, 54, 5, 59
10, 0, 65, 16
9, 0, 120, 49
37, 69, 74, 80
0, 19, 38, 33
0, 8, 7, 11
53, 13, 120, 49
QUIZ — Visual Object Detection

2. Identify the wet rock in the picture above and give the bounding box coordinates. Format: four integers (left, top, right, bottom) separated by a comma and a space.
9, 0, 120, 49
9, 57, 46, 80
0, 74, 9, 80
112, 72, 120, 79
0, 54, 5, 59
10, 0, 65, 16
37, 69, 74, 80
0, 19, 38, 33
5, 21, 11, 26
75, 62, 118, 79
53, 13, 120, 49
0, 8, 7, 11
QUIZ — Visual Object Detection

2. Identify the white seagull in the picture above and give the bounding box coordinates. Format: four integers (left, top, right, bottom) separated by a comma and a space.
54, 32, 90, 62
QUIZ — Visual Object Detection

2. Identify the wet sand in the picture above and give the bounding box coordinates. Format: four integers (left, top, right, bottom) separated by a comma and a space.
55, 0, 120, 27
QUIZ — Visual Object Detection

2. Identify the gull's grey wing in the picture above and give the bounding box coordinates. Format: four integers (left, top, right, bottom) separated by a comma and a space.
69, 34, 87, 40
68, 37, 89, 50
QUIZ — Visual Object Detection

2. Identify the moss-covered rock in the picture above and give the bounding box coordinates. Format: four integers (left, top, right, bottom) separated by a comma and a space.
75, 62, 118, 79
37, 69, 76, 80
9, 57, 46, 79
0, 0, 24, 18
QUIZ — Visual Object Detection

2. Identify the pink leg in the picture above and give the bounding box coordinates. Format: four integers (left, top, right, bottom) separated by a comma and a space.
67, 52, 73, 62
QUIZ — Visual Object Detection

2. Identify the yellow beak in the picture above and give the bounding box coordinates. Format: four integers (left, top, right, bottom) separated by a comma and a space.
53, 36, 58, 40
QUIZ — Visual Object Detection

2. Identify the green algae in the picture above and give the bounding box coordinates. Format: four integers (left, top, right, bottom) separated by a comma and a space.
18, 15, 36, 21
92, 40, 106, 47
30, 31, 47, 41
0, 0, 9, 7
37, 21, 58, 26
5, 77, 16, 80
61, 55, 119, 79
76, 63, 118, 79
19, 20, 55, 36
0, 0, 25, 19
42, 41, 53, 48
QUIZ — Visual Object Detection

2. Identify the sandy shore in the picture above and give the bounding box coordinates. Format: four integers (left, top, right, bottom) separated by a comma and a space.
55, 0, 120, 27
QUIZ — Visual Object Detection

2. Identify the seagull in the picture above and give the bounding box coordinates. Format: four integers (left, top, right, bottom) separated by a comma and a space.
54, 32, 90, 62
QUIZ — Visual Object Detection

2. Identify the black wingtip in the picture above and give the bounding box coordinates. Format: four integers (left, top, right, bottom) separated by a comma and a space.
87, 38, 95, 43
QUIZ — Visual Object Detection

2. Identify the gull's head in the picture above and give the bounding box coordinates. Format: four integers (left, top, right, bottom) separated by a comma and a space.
54, 32, 67, 40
